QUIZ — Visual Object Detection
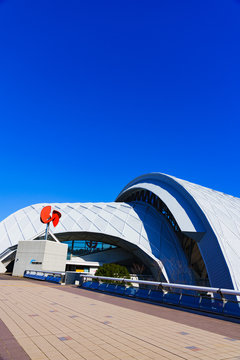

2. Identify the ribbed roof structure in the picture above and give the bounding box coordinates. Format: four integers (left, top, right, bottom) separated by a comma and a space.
0, 201, 193, 284
0, 172, 240, 289
171, 175, 240, 288
116, 173, 240, 290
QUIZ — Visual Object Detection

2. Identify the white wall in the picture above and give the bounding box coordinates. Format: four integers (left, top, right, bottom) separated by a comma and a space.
0, 262, 6, 273
12, 240, 68, 277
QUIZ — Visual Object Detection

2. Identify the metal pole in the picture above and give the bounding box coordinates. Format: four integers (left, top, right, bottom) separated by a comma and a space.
45, 223, 50, 241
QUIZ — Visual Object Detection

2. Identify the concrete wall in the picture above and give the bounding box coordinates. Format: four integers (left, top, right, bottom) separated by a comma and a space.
0, 262, 6, 273
12, 240, 68, 277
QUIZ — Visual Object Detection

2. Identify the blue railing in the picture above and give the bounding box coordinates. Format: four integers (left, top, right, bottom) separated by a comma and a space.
24, 270, 65, 284
80, 274, 240, 319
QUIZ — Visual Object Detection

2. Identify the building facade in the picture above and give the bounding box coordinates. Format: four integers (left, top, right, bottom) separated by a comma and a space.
0, 173, 240, 290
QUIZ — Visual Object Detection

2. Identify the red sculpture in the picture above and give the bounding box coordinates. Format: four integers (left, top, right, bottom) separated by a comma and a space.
40, 206, 61, 227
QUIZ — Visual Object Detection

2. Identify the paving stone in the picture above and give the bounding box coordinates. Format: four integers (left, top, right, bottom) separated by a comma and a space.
0, 277, 240, 360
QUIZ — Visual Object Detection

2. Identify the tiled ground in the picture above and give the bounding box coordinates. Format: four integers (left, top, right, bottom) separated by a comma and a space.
0, 279, 240, 360
58, 285, 240, 340
0, 317, 30, 360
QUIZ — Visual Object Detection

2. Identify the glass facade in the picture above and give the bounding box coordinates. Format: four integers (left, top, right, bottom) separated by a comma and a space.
61, 240, 117, 259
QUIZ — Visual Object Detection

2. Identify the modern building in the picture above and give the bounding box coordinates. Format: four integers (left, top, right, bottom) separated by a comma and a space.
0, 173, 240, 290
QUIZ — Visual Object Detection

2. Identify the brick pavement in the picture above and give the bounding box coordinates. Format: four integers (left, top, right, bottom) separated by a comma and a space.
0, 279, 240, 360
57, 285, 240, 340
0, 318, 30, 360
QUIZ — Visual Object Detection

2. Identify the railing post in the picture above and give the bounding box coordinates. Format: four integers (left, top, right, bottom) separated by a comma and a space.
217, 288, 227, 305
158, 284, 168, 294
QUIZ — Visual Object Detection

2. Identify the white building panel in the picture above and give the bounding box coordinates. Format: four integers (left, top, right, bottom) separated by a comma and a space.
1, 172, 240, 289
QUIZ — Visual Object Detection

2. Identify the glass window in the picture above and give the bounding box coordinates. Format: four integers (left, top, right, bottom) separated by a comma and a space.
61, 240, 117, 258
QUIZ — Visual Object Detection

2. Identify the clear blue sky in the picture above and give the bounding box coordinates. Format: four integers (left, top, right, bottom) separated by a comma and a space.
0, 0, 239, 221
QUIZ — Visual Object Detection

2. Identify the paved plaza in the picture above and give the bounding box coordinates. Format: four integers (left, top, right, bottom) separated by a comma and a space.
0, 277, 240, 360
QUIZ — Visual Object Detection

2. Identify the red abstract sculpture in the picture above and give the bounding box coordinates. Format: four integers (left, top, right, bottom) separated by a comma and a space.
40, 206, 61, 227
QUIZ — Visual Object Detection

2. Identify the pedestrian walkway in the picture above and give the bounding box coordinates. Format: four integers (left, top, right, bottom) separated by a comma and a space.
0, 277, 240, 360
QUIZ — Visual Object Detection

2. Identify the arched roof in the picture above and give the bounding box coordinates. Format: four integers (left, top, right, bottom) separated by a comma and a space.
1, 172, 239, 289
0, 201, 193, 284
116, 173, 240, 290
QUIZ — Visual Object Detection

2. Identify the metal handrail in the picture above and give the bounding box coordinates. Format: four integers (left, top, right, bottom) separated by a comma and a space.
80, 274, 240, 296
0, 245, 17, 261
25, 270, 65, 276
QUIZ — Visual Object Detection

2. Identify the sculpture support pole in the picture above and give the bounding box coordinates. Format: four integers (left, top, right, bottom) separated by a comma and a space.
45, 223, 50, 241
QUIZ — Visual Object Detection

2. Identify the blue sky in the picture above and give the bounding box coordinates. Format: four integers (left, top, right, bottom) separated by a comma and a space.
0, 0, 239, 221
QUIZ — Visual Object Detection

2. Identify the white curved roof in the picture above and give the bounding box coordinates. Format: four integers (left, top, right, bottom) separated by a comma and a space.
1, 172, 239, 289
170, 175, 240, 291
0, 201, 193, 284
116, 172, 240, 290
